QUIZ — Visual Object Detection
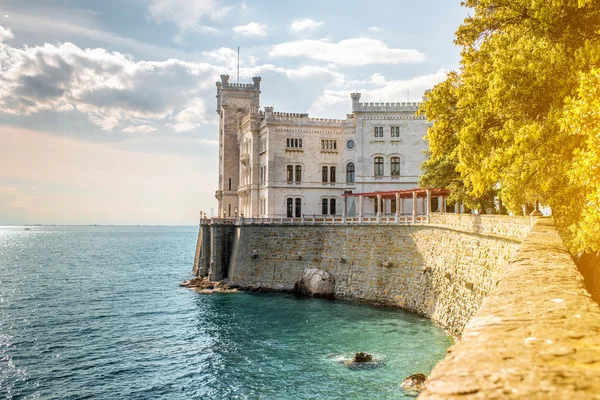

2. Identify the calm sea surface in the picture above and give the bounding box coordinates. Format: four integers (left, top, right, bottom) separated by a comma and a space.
0, 226, 451, 399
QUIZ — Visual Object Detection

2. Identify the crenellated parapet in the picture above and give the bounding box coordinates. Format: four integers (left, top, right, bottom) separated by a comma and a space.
354, 101, 421, 112
216, 74, 262, 92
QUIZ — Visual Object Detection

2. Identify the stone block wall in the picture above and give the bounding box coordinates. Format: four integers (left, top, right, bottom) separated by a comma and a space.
429, 213, 536, 240
420, 218, 600, 399
226, 223, 521, 338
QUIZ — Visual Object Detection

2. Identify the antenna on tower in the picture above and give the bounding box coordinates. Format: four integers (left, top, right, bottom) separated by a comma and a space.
237, 46, 240, 84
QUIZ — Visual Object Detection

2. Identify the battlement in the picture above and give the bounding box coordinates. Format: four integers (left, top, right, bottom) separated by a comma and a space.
216, 75, 261, 92
272, 112, 309, 118
263, 106, 354, 127
354, 101, 421, 112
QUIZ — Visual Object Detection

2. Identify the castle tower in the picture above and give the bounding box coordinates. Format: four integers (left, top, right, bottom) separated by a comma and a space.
215, 75, 261, 217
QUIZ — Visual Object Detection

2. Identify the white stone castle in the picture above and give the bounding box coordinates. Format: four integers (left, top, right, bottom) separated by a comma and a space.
214, 74, 430, 219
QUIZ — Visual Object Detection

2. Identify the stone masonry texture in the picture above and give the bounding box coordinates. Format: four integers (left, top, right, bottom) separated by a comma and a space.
420, 218, 600, 399
225, 220, 522, 339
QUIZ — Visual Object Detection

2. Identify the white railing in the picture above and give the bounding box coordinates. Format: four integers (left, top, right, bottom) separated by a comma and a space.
202, 214, 430, 226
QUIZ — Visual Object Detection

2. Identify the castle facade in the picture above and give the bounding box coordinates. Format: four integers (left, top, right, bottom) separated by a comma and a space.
214, 74, 430, 218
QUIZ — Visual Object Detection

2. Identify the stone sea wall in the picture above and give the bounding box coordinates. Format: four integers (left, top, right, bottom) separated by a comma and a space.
420, 218, 600, 399
221, 218, 523, 338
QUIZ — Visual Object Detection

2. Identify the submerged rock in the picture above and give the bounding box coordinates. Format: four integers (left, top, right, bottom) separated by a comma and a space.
352, 352, 373, 363
343, 352, 383, 369
294, 268, 335, 299
400, 373, 428, 397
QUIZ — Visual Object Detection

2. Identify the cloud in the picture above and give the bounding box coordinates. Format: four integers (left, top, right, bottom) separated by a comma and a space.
173, 98, 208, 132
308, 69, 449, 116
0, 25, 13, 41
147, 0, 233, 32
201, 47, 257, 70
0, 30, 223, 131
123, 125, 158, 134
233, 22, 267, 37
270, 38, 425, 66
368, 27, 383, 32
290, 19, 323, 32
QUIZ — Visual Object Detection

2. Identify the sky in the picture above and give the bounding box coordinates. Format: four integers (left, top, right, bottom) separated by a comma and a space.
0, 0, 468, 225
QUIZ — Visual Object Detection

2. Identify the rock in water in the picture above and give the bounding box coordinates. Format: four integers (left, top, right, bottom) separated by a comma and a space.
294, 268, 335, 299
400, 373, 427, 397
352, 352, 373, 363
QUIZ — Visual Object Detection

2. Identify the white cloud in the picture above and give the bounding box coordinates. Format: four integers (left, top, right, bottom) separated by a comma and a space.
241, 3, 248, 10
368, 27, 383, 32
270, 38, 425, 66
308, 69, 449, 116
201, 47, 257, 70
0, 32, 222, 131
290, 19, 323, 32
0, 25, 13, 41
173, 99, 208, 132
123, 125, 158, 134
233, 22, 267, 37
148, 0, 233, 32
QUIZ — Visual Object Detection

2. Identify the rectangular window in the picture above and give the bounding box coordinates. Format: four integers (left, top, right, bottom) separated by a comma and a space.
287, 138, 303, 148
295, 198, 301, 218
374, 157, 384, 176
391, 157, 400, 176
295, 165, 302, 183
322, 166, 328, 183
391, 127, 400, 137
287, 165, 293, 183
330, 199, 336, 216
321, 139, 337, 151
322, 199, 328, 215
330, 166, 336, 183
374, 127, 383, 137
287, 198, 293, 218
346, 163, 355, 183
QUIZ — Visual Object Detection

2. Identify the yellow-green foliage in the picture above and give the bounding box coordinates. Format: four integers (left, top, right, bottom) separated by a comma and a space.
420, 0, 600, 253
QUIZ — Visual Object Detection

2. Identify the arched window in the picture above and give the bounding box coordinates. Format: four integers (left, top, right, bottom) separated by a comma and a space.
322, 198, 328, 215
374, 157, 384, 176
295, 165, 302, 183
391, 157, 400, 176
330, 166, 336, 183
322, 166, 328, 183
330, 199, 336, 215
295, 198, 302, 217
346, 163, 355, 183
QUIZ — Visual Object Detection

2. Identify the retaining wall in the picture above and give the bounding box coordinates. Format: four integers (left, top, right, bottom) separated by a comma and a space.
196, 215, 528, 338
420, 218, 600, 399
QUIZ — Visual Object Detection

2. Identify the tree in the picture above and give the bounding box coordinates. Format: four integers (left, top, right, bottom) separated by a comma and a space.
419, 0, 600, 296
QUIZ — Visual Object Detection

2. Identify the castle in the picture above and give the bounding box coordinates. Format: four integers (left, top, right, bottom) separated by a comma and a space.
214, 74, 430, 219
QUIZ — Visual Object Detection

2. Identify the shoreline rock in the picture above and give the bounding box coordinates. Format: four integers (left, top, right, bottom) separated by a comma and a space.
180, 277, 238, 294
400, 373, 427, 397
294, 268, 336, 299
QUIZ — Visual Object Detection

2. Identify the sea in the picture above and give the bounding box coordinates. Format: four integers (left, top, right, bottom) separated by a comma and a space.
0, 225, 451, 399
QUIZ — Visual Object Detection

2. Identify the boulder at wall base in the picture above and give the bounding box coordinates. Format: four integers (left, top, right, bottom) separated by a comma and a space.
400, 373, 427, 397
294, 268, 335, 299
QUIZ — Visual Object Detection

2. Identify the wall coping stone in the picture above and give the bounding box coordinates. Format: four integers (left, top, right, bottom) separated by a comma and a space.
420, 218, 600, 399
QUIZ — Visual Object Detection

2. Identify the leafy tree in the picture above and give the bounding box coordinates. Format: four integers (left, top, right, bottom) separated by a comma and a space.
419, 0, 600, 296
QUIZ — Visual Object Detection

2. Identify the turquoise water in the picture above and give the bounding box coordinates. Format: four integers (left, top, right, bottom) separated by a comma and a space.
0, 226, 451, 399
